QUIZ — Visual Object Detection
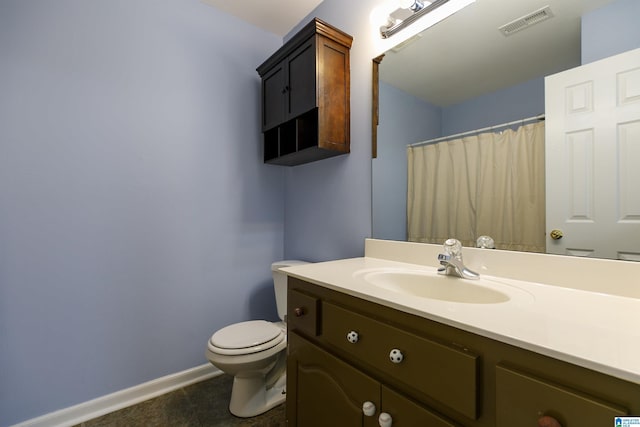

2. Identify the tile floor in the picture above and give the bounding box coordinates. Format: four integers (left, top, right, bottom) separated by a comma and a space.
73, 374, 285, 427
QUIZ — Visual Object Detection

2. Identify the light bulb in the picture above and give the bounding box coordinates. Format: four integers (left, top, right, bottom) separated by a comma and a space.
370, 4, 392, 27
398, 0, 424, 11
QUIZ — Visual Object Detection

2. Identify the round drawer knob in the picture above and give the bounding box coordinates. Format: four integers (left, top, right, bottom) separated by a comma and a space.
389, 349, 404, 364
294, 307, 304, 317
538, 415, 562, 427
362, 401, 376, 417
378, 412, 392, 427
347, 331, 359, 343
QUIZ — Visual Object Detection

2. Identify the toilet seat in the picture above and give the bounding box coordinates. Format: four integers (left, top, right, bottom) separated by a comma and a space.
209, 320, 285, 356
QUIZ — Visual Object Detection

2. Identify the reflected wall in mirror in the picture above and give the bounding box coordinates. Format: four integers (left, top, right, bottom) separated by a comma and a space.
372, 0, 640, 260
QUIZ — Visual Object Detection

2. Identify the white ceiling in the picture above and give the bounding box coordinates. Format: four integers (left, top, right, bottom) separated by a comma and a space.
380, 0, 615, 106
200, 0, 324, 36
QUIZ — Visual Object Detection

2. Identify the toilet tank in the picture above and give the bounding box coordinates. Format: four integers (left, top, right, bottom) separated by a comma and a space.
271, 260, 309, 321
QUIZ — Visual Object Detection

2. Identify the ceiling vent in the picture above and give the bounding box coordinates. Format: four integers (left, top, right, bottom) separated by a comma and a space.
499, 5, 554, 36
390, 33, 423, 53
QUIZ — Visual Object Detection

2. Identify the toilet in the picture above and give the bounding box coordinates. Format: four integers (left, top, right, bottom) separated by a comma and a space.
205, 260, 308, 418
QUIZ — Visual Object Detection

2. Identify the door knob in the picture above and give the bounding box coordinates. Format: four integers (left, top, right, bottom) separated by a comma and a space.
550, 229, 563, 240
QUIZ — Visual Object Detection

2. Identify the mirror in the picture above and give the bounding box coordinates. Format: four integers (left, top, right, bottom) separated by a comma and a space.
372, 0, 639, 260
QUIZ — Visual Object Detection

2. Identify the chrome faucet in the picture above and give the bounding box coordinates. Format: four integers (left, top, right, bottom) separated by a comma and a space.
437, 238, 480, 280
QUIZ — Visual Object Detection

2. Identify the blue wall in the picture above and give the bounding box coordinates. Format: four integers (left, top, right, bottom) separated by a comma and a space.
0, 1, 283, 425
441, 77, 544, 136
281, 2, 376, 262
582, 0, 640, 64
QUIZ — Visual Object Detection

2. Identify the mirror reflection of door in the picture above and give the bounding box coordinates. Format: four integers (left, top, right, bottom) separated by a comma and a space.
545, 48, 640, 260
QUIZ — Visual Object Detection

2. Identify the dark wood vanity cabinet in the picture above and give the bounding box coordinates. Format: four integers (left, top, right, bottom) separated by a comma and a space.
256, 18, 352, 166
287, 277, 640, 426
289, 332, 456, 427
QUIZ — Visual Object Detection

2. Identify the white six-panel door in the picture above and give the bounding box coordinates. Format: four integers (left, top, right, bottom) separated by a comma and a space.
545, 48, 640, 260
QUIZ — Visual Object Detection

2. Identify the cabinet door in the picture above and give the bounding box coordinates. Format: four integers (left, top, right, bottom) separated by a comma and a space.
316, 34, 350, 152
286, 37, 316, 120
261, 61, 286, 131
381, 386, 458, 427
288, 332, 380, 427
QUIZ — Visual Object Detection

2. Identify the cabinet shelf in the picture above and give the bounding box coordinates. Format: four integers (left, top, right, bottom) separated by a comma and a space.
264, 109, 333, 166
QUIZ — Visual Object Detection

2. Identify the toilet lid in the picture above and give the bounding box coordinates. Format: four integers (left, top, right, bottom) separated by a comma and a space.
210, 320, 283, 350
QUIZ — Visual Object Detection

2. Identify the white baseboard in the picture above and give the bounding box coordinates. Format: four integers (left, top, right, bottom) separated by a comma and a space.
12, 364, 222, 427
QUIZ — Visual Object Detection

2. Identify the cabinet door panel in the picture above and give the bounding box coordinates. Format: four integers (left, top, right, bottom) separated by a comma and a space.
261, 63, 286, 131
496, 364, 628, 426
382, 386, 458, 427
287, 38, 316, 120
289, 332, 380, 427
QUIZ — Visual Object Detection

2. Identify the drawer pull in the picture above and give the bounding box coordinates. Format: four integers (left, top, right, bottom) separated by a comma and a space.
347, 331, 359, 343
362, 401, 376, 417
389, 349, 404, 364
294, 307, 305, 317
378, 412, 393, 427
538, 415, 562, 427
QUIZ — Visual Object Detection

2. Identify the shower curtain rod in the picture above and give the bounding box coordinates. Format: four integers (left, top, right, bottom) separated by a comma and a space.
408, 113, 545, 148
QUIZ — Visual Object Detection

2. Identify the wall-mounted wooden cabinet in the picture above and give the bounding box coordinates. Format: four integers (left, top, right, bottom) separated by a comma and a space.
287, 278, 640, 426
256, 18, 352, 166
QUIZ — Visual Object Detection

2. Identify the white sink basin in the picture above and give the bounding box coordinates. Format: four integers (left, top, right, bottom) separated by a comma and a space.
354, 268, 531, 304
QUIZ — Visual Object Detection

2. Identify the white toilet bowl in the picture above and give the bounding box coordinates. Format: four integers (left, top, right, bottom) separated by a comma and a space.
205, 260, 308, 418
206, 320, 287, 417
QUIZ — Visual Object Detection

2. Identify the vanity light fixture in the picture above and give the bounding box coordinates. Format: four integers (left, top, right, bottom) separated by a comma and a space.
399, 0, 425, 12
380, 0, 475, 39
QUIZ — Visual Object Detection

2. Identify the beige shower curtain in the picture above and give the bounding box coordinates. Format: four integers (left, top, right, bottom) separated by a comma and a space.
407, 121, 545, 252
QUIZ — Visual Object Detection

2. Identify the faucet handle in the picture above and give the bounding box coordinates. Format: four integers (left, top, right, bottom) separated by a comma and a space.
443, 238, 463, 258
476, 235, 495, 249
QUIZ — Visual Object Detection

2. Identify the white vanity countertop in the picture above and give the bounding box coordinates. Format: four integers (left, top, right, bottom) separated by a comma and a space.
283, 255, 640, 384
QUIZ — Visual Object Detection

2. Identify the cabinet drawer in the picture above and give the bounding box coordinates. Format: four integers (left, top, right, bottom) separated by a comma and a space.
496, 364, 628, 426
322, 302, 479, 419
288, 289, 320, 337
